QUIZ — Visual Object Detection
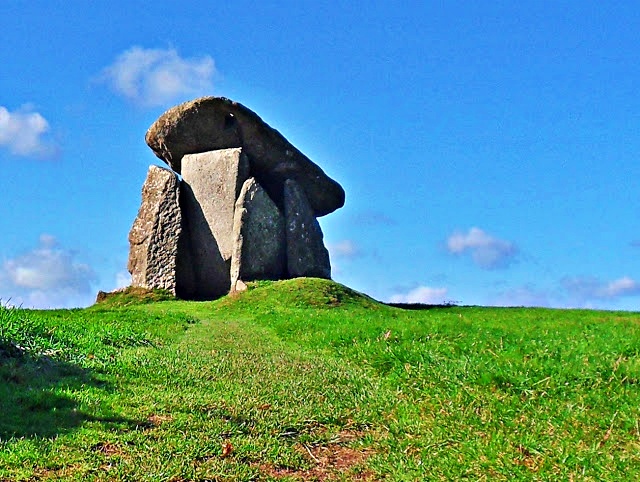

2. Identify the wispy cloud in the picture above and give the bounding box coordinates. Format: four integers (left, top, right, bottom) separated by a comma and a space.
99, 46, 215, 106
491, 276, 640, 310
0, 105, 58, 158
389, 285, 449, 304
491, 285, 552, 308
352, 210, 396, 226
447, 227, 518, 269
562, 276, 640, 301
0, 234, 97, 308
328, 240, 360, 259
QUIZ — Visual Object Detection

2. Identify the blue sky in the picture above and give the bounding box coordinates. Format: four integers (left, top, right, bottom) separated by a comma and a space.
1, 1, 639, 310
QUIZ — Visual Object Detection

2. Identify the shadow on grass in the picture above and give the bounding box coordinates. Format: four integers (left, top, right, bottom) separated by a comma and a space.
385, 302, 460, 311
0, 350, 145, 439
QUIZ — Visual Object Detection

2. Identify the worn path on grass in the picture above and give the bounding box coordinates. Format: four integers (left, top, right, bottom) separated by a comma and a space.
103, 300, 384, 481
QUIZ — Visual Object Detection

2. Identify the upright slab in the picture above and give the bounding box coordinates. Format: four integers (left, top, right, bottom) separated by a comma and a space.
127, 165, 182, 294
284, 179, 331, 279
230, 177, 286, 290
180, 148, 250, 298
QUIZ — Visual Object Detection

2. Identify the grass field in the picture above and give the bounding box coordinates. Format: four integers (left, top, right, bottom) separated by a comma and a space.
1, 278, 639, 481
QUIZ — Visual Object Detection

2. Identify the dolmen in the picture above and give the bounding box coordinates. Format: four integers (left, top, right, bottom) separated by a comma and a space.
127, 97, 345, 300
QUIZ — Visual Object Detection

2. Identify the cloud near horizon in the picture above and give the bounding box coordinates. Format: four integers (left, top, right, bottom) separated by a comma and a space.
389, 285, 449, 304
491, 275, 640, 310
562, 276, 640, 301
0, 234, 97, 309
0, 105, 58, 158
491, 285, 553, 308
100, 46, 215, 106
447, 227, 518, 269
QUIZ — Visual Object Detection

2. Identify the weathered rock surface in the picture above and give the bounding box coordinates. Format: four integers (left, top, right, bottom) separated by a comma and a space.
284, 179, 331, 279
179, 148, 250, 299
145, 96, 345, 217
230, 177, 286, 290
127, 165, 181, 294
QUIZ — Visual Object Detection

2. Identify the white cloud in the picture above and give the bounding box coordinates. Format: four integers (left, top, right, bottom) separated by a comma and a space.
0, 235, 97, 309
600, 277, 640, 298
389, 286, 449, 304
100, 46, 215, 106
328, 240, 360, 259
563, 276, 640, 301
447, 227, 518, 269
0, 105, 58, 158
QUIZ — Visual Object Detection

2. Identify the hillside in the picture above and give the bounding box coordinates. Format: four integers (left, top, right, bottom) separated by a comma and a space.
1, 278, 640, 480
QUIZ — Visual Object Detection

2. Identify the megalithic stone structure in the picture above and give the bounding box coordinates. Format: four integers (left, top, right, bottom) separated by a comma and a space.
128, 96, 344, 300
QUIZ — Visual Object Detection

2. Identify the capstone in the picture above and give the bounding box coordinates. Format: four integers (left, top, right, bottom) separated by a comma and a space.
145, 96, 345, 217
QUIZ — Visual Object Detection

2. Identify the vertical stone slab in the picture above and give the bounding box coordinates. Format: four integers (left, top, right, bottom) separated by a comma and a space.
284, 179, 331, 279
127, 165, 181, 294
180, 148, 250, 298
230, 177, 286, 290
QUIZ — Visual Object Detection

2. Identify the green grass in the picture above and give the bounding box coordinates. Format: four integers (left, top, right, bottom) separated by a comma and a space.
1, 279, 639, 481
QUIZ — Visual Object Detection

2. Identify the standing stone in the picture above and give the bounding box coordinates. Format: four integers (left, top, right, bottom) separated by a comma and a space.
230, 177, 286, 290
180, 148, 250, 298
284, 179, 331, 279
127, 165, 181, 294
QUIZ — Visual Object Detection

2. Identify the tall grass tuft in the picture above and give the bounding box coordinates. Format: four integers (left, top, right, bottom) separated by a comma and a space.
0, 303, 66, 359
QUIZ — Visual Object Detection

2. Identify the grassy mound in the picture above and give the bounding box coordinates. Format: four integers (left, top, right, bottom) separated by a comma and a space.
221, 277, 380, 309
94, 286, 175, 307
